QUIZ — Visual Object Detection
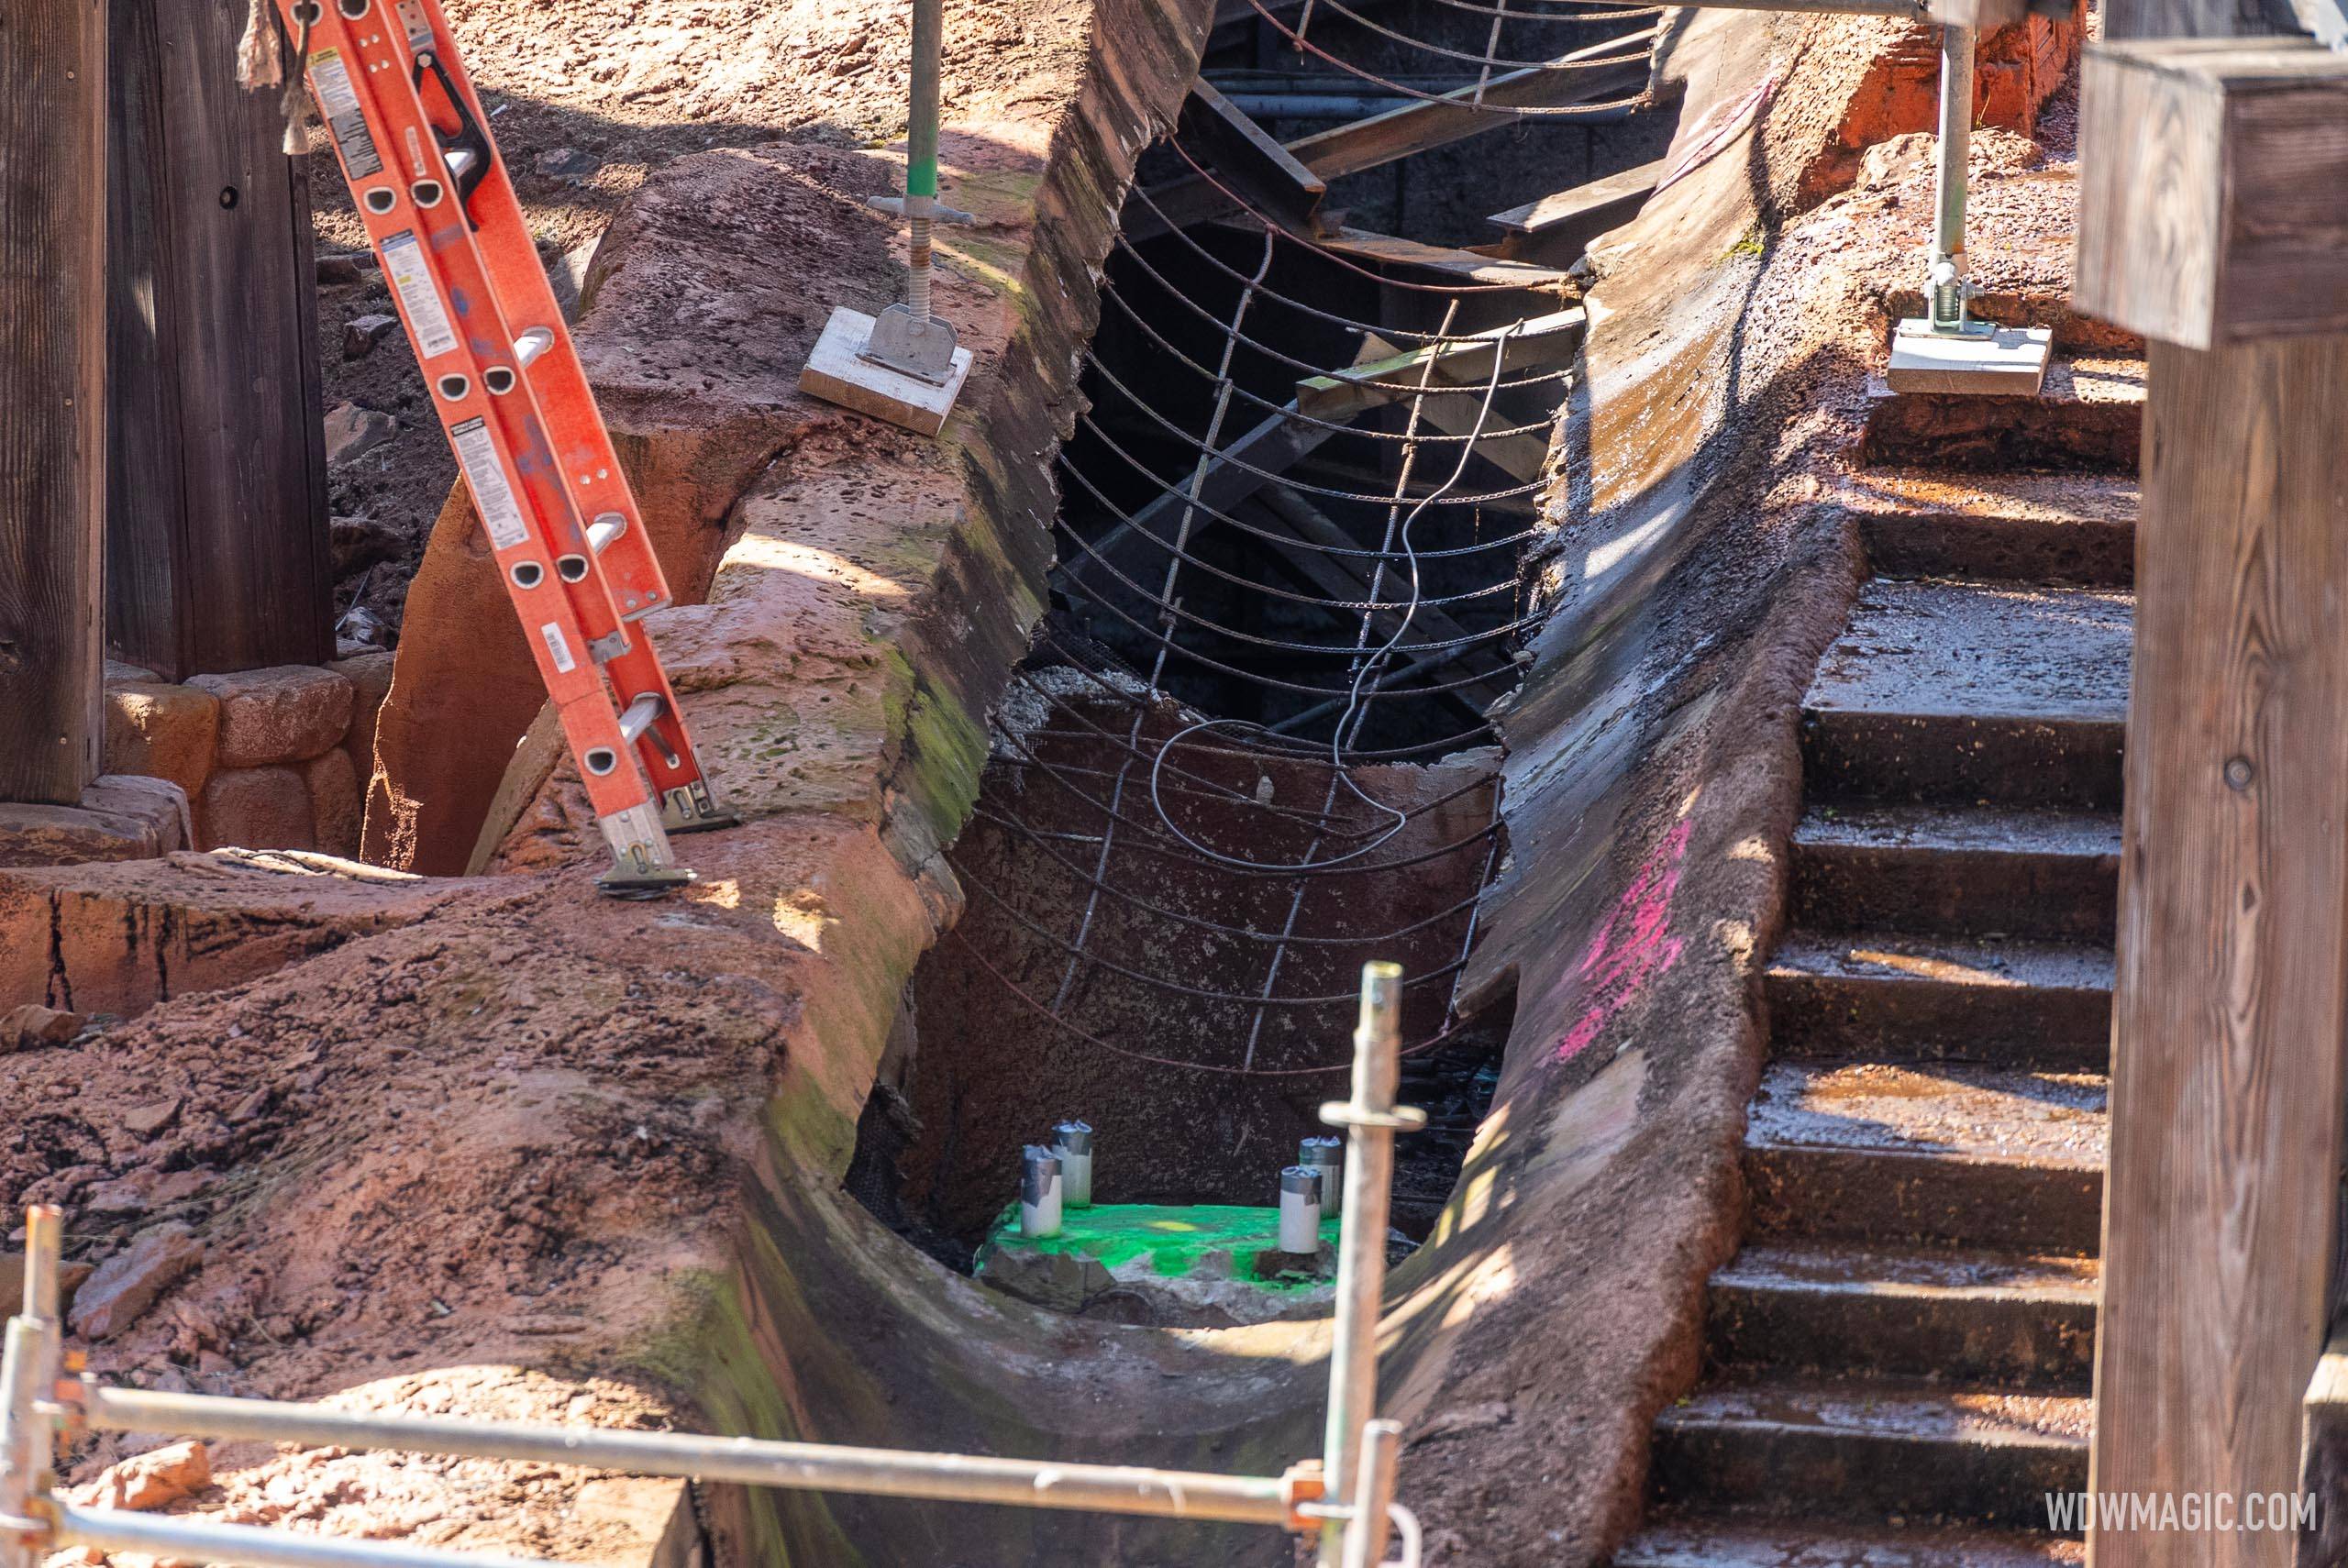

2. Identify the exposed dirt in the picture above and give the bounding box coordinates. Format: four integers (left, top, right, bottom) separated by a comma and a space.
308, 0, 1086, 648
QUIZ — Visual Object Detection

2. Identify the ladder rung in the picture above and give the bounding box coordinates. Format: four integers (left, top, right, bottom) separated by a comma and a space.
617, 693, 665, 746
285, 0, 721, 899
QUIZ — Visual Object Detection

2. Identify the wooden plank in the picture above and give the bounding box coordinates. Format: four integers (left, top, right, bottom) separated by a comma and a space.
2091, 333, 2348, 1568
1488, 155, 1667, 264
1294, 308, 1584, 422
0, 0, 108, 804
1393, 373, 1556, 483
1060, 405, 1340, 608
1239, 491, 1512, 719
105, 0, 330, 679
1125, 82, 1326, 243
2075, 39, 2348, 350
1246, 486, 1518, 707
1126, 28, 1658, 237
1313, 226, 1574, 290
2297, 1328, 2348, 1568
1290, 31, 1658, 183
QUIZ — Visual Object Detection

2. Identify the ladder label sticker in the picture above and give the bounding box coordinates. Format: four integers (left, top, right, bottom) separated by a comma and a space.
307, 50, 382, 179
539, 623, 578, 675
448, 418, 531, 550
379, 232, 459, 359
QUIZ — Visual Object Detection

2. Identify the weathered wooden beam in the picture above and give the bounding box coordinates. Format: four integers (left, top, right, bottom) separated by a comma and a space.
1061, 405, 1340, 607
2092, 332, 2348, 1568
2075, 39, 2348, 350
105, 0, 330, 679
1312, 226, 1576, 291
1289, 31, 1659, 183
2298, 1328, 2348, 1568
1126, 28, 1658, 237
1294, 309, 1584, 422
1393, 378, 1556, 483
1241, 488, 1516, 716
1125, 81, 1327, 242
0, 0, 108, 804
1488, 155, 1669, 265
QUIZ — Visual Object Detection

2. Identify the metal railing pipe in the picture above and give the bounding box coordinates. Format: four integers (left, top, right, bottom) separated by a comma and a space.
50, 1504, 556, 1568
77, 1387, 1296, 1527
1340, 1419, 1402, 1568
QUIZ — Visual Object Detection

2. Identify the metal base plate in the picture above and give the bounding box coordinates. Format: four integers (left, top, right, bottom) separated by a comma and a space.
596, 865, 697, 900
1887, 318, 2054, 396
662, 782, 739, 835
799, 307, 974, 437
861, 302, 958, 384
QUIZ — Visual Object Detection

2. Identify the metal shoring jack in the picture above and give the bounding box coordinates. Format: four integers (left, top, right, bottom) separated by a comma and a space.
1885, 24, 2054, 396
798, 0, 976, 435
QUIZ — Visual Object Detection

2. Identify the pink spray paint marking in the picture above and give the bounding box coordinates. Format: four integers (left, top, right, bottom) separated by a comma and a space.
1553, 818, 1690, 1065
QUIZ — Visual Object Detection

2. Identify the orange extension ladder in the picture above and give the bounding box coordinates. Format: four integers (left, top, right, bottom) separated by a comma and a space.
275, 0, 730, 895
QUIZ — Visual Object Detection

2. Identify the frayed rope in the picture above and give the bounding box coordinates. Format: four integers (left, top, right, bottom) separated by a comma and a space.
235, 0, 315, 156
235, 0, 282, 90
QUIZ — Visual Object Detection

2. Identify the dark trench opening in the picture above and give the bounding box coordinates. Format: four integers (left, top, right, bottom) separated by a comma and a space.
846, 0, 1678, 1302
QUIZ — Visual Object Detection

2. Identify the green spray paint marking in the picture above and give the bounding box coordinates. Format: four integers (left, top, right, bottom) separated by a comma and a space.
978, 1203, 1340, 1292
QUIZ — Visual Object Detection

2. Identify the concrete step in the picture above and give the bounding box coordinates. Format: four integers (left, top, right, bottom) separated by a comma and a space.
1650, 1376, 2090, 1529
1707, 1241, 2098, 1391
1802, 580, 2132, 811
1791, 804, 2121, 943
1839, 469, 2138, 588
1744, 1061, 2106, 1253
1767, 932, 2112, 1073
1861, 357, 2144, 473
1616, 1512, 2087, 1568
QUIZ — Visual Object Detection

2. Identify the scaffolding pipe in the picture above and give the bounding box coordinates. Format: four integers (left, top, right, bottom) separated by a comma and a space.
49, 1505, 558, 1568
75, 1386, 1297, 1527
1341, 1420, 1404, 1568
1318, 961, 1422, 1568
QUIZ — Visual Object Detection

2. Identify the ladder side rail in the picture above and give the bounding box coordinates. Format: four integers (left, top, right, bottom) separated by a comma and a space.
401, 0, 677, 625
385, 0, 724, 820
281, 0, 689, 882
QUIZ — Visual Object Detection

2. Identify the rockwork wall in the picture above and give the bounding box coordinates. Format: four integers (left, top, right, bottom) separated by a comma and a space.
0, 3, 2092, 1565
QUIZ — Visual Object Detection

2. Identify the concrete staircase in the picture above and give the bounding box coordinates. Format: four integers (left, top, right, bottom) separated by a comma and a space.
1617, 397, 2143, 1564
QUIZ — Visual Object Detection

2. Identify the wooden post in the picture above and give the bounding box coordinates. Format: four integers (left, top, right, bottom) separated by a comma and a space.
0, 0, 108, 805
2076, 19, 2348, 1568
2092, 330, 2348, 1568
105, 0, 329, 681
